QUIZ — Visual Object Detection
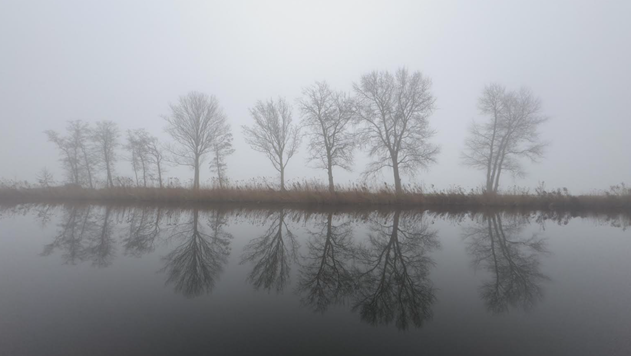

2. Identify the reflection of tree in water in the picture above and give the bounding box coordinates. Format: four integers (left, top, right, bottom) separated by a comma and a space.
42, 206, 116, 267
353, 210, 439, 330
33, 204, 55, 227
297, 212, 356, 313
86, 206, 116, 267
122, 207, 163, 257
161, 209, 232, 298
464, 213, 548, 314
42, 206, 90, 264
241, 210, 298, 293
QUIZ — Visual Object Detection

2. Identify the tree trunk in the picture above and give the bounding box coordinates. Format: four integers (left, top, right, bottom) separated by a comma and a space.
327, 161, 334, 193
104, 145, 113, 188
106, 162, 113, 188
486, 157, 495, 193
486, 176, 494, 194
489, 135, 508, 194
493, 143, 508, 193
71, 153, 80, 186
486, 109, 499, 194
493, 165, 503, 193
156, 160, 163, 189
84, 154, 93, 189
140, 157, 147, 187
193, 156, 200, 190
393, 161, 402, 194
280, 166, 285, 191
215, 151, 223, 189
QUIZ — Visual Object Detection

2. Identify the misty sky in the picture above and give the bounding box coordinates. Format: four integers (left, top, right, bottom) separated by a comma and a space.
1, 0, 629, 193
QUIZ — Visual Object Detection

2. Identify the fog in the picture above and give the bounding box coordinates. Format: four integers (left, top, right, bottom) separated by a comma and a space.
1, 0, 629, 193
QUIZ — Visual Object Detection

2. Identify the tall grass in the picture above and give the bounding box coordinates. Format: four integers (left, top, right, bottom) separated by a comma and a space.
1, 178, 630, 210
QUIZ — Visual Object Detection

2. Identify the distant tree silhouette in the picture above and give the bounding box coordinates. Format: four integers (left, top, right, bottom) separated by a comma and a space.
353, 68, 439, 194
145, 136, 167, 188
163, 92, 229, 190
46, 120, 98, 188
242, 98, 301, 191
462, 84, 549, 193
125, 129, 152, 187
299, 82, 356, 193
209, 114, 235, 188
37, 168, 55, 188
93, 121, 120, 188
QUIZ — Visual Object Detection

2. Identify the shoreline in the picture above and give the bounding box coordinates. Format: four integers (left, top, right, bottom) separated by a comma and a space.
1, 186, 630, 211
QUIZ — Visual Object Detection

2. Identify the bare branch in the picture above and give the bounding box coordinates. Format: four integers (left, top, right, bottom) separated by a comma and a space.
353, 68, 439, 193
242, 97, 301, 191
163, 92, 228, 190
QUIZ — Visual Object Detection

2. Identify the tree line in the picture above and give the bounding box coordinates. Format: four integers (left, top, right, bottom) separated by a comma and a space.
45, 67, 549, 194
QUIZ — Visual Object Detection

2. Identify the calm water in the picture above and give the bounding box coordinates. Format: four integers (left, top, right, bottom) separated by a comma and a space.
0, 204, 630, 356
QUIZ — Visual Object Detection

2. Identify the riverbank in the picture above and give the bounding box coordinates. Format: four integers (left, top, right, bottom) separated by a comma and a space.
1, 185, 630, 210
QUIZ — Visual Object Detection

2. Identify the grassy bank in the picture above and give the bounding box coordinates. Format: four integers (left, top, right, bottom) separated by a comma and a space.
1, 185, 630, 210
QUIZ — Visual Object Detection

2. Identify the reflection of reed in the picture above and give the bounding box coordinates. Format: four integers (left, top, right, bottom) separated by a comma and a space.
464, 213, 548, 313
5, 202, 631, 233
161, 209, 232, 298
241, 210, 298, 293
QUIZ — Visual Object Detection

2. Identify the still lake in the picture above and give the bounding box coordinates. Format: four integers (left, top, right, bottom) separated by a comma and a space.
0, 204, 630, 356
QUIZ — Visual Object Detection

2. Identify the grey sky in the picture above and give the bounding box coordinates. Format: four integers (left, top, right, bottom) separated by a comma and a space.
1, 0, 629, 193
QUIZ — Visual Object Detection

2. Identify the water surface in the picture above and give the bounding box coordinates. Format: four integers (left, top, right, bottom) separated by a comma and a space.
0, 204, 630, 355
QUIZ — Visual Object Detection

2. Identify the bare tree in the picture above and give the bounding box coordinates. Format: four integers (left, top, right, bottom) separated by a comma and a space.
353, 68, 439, 194
462, 84, 549, 193
125, 129, 151, 187
163, 92, 227, 190
45, 120, 97, 188
209, 116, 234, 188
146, 136, 167, 188
45, 129, 81, 186
299, 81, 355, 193
37, 167, 55, 188
125, 131, 141, 186
72, 121, 97, 189
93, 121, 120, 188
242, 98, 301, 191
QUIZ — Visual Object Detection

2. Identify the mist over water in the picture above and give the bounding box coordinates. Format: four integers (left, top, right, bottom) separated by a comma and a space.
1, 203, 630, 355
1, 1, 630, 192
2, 2, 631, 355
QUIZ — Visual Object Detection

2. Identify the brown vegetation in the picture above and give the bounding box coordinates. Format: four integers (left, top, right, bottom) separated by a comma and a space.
1, 180, 630, 210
